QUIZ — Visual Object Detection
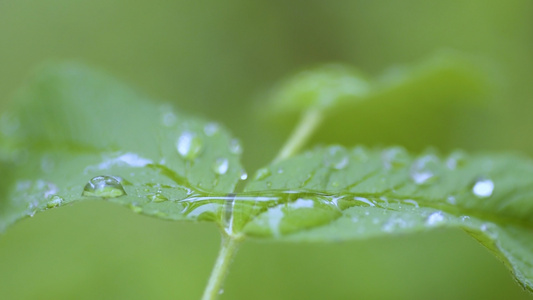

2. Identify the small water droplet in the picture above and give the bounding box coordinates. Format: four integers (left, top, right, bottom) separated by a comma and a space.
229, 139, 243, 155
213, 158, 229, 175
176, 131, 203, 160
447, 196, 457, 205
204, 122, 220, 136
266, 181, 272, 188
148, 191, 169, 203
130, 203, 142, 213
382, 147, 408, 169
46, 195, 64, 208
277, 168, 284, 174
254, 168, 271, 180
324, 146, 349, 170
0, 113, 20, 136
403, 199, 419, 208
426, 211, 445, 226
82, 176, 127, 198
162, 112, 177, 127
446, 151, 467, 170
354, 197, 375, 207
410, 155, 440, 185
472, 179, 494, 198
240, 170, 248, 180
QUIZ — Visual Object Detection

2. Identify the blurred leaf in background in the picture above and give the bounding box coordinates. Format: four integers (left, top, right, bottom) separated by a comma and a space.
0, 0, 532, 299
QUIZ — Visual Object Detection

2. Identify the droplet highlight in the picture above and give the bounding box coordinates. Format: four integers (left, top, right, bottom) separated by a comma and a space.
176, 131, 203, 160
46, 195, 64, 208
472, 179, 494, 198
82, 176, 127, 198
410, 155, 440, 185
324, 146, 349, 170
213, 158, 229, 175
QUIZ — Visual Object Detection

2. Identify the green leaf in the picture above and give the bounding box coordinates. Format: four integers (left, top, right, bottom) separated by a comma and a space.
0, 63, 245, 231
242, 146, 533, 291
263, 52, 488, 124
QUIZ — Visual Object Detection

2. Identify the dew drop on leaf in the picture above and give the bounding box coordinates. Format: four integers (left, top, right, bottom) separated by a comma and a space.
46, 195, 64, 208
229, 139, 243, 155
254, 168, 271, 180
426, 211, 445, 226
213, 158, 229, 175
148, 190, 169, 203
240, 170, 248, 180
204, 122, 220, 136
472, 179, 494, 198
176, 131, 203, 160
410, 155, 440, 185
324, 146, 349, 170
82, 176, 127, 198
446, 150, 467, 170
162, 112, 177, 127
381, 147, 408, 169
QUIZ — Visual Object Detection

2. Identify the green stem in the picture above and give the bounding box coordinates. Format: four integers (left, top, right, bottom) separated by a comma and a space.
202, 235, 241, 300
202, 108, 322, 299
273, 108, 323, 164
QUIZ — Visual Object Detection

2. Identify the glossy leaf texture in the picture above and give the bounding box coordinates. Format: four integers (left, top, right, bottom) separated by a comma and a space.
242, 146, 533, 292
0, 63, 245, 231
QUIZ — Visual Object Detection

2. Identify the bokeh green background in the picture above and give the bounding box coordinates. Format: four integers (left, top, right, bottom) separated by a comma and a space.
1, 1, 532, 299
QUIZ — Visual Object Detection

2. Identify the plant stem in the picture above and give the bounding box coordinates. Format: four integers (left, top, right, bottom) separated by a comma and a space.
273, 108, 323, 164
201, 235, 241, 300
202, 108, 322, 299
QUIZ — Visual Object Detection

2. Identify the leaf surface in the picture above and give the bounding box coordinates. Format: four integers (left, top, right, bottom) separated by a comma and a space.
242, 146, 533, 291
0, 63, 245, 231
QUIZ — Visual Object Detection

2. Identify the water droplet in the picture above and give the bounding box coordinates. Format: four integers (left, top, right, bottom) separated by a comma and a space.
410, 155, 440, 185
426, 211, 445, 226
447, 196, 456, 205
446, 151, 467, 170
254, 168, 271, 180
162, 112, 177, 127
277, 168, 284, 174
0, 113, 20, 136
240, 170, 248, 180
324, 146, 349, 170
130, 203, 142, 213
46, 195, 64, 208
382, 147, 409, 169
148, 191, 168, 203
204, 122, 220, 136
82, 176, 127, 198
403, 199, 419, 208
213, 158, 229, 175
176, 131, 203, 160
472, 179, 494, 198
353, 197, 375, 207
229, 139, 242, 155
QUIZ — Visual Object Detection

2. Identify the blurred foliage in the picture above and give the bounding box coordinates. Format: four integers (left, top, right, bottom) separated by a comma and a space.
0, 0, 532, 299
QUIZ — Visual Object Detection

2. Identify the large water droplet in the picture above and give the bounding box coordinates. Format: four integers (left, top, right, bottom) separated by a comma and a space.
472, 179, 494, 198
213, 158, 229, 175
82, 176, 127, 198
254, 168, 271, 180
46, 195, 64, 208
229, 139, 243, 155
176, 131, 203, 160
410, 155, 440, 185
324, 146, 349, 170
